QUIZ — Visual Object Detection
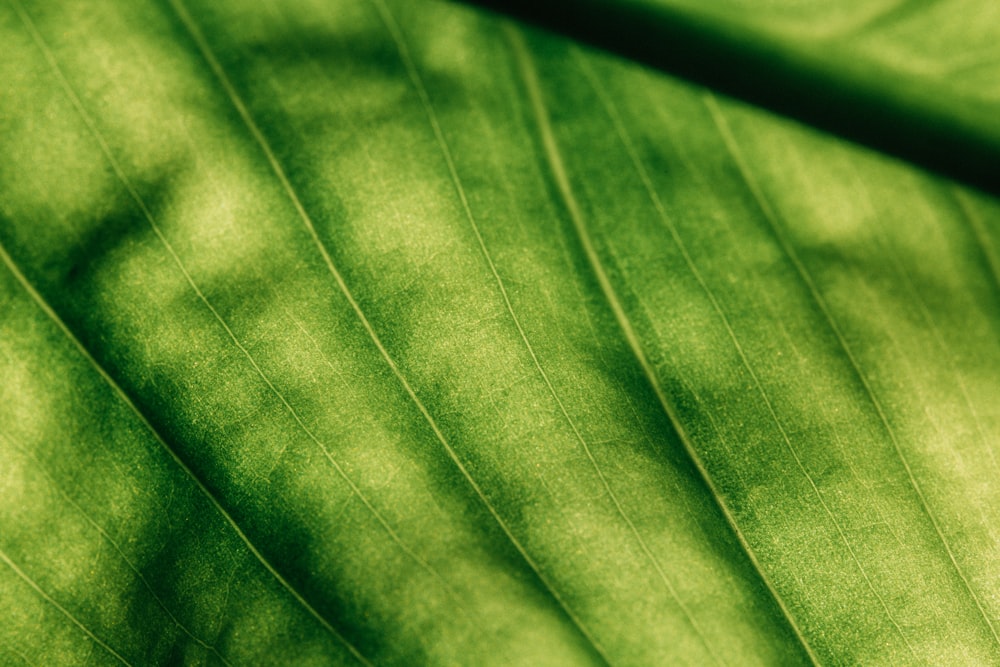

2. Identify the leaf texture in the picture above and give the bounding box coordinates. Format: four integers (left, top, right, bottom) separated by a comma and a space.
1, 0, 998, 665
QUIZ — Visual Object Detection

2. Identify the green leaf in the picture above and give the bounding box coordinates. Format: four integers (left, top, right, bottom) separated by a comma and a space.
457, 0, 1000, 194
1, 0, 997, 665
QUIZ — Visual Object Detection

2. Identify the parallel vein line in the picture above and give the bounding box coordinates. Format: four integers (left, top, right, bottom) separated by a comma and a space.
703, 92, 1000, 647
0, 432, 233, 666
163, 0, 522, 622
879, 188, 1000, 479
940, 189, 1000, 480
496, 24, 722, 666
166, 0, 611, 662
584, 54, 832, 663
0, 239, 369, 666
692, 96, 917, 653
381, 0, 707, 657
9, 5, 370, 663
513, 33, 820, 665
37, 0, 455, 616
0, 640, 32, 666
0, 547, 133, 666
923, 189, 1000, 476
952, 188, 1000, 294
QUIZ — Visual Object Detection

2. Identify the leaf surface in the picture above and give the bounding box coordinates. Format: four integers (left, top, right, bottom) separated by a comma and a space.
458, 0, 1000, 193
1, 0, 998, 665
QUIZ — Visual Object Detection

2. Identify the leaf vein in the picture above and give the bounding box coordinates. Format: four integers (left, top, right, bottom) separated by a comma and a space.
703, 92, 1000, 648
579, 53, 833, 664
0, 432, 234, 666
509, 30, 821, 665
497, 24, 728, 666
7, 6, 370, 662
0, 548, 133, 667
167, 0, 610, 662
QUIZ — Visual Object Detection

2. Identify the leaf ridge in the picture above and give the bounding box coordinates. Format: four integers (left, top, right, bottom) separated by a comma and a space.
702, 93, 1000, 648
0, 548, 133, 666
165, 0, 612, 662
543, 201, 713, 531
508, 27, 820, 666
687, 95, 921, 652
